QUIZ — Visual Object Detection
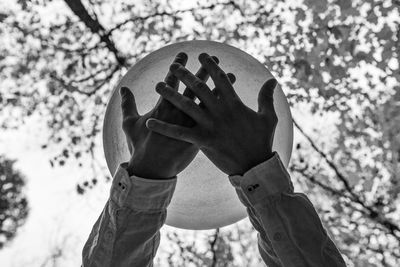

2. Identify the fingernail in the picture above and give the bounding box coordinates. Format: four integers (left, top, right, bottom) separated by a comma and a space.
177, 52, 188, 60
199, 53, 209, 61
155, 82, 166, 92
227, 73, 236, 83
146, 119, 155, 128
170, 63, 181, 71
211, 56, 219, 64
120, 87, 128, 96
271, 79, 277, 90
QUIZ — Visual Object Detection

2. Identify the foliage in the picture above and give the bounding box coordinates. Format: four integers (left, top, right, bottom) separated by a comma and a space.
0, 155, 29, 249
0, 0, 399, 265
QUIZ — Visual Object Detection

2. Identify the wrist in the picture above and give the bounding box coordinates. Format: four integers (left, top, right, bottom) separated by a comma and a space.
228, 151, 274, 176
127, 154, 177, 179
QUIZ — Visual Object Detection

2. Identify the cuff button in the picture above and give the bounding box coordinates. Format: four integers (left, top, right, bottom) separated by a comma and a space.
118, 182, 126, 190
246, 184, 260, 192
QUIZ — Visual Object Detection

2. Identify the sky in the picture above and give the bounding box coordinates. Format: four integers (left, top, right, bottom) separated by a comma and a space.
0, 115, 109, 266
0, 0, 347, 266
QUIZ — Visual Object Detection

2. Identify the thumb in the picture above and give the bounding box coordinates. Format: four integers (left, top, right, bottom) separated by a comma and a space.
257, 78, 277, 114
120, 86, 139, 126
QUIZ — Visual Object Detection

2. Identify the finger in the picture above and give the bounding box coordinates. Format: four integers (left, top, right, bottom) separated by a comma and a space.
146, 118, 197, 144
157, 52, 188, 109
120, 87, 139, 119
226, 73, 236, 84
170, 63, 217, 109
156, 82, 209, 125
164, 52, 188, 90
182, 56, 219, 100
120, 86, 140, 132
198, 53, 235, 99
125, 136, 133, 154
257, 78, 277, 114
199, 72, 236, 109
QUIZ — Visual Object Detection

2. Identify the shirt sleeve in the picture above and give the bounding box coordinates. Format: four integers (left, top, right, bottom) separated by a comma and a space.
229, 152, 347, 267
82, 162, 176, 267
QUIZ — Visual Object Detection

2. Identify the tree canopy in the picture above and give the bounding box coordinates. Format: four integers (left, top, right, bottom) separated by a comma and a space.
0, 0, 399, 265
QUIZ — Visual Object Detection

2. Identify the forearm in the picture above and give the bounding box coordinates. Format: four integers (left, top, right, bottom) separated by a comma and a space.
233, 183, 281, 266
82, 163, 176, 267
229, 152, 346, 267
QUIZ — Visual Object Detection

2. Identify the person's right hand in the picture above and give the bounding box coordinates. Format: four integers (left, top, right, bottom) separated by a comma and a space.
146, 53, 278, 176
120, 53, 234, 179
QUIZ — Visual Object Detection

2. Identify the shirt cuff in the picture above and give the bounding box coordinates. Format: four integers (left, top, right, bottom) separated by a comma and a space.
109, 162, 177, 212
228, 152, 294, 206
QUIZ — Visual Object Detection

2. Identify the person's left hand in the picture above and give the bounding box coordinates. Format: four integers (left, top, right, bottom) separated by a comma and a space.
120, 53, 236, 179
146, 53, 278, 176
120, 53, 200, 179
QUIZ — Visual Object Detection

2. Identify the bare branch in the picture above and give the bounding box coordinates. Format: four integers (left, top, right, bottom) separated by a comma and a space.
50, 65, 119, 96
64, 0, 127, 66
71, 66, 111, 83
290, 164, 348, 198
293, 119, 355, 194
210, 228, 219, 267
106, 0, 242, 36
292, 118, 400, 240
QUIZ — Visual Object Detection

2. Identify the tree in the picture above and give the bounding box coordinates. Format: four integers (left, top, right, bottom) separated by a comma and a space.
0, 0, 399, 265
0, 155, 29, 249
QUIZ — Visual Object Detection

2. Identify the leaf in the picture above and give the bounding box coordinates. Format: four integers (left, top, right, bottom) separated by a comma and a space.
354, 51, 369, 61
305, 0, 328, 14
76, 184, 84, 194
295, 8, 306, 22
330, 26, 342, 39
0, 13, 8, 22
337, 0, 352, 11
376, 24, 393, 40
294, 59, 312, 81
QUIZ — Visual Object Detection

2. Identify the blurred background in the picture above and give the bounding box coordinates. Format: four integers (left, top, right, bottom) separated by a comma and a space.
0, 0, 399, 266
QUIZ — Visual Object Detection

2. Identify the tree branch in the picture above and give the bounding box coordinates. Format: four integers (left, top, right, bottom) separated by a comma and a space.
291, 164, 348, 198
64, 0, 127, 66
210, 228, 219, 267
293, 119, 355, 194
292, 118, 400, 239
50, 65, 119, 96
106, 0, 242, 36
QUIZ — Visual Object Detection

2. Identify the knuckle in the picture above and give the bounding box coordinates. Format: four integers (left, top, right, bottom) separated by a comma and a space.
157, 101, 167, 111
205, 56, 215, 65
163, 87, 173, 96
218, 71, 226, 79
122, 118, 133, 132
196, 68, 208, 79
175, 128, 184, 138
181, 99, 193, 110
199, 130, 214, 148
165, 76, 175, 85
157, 102, 173, 117
193, 80, 206, 89
180, 68, 189, 76
231, 98, 242, 107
